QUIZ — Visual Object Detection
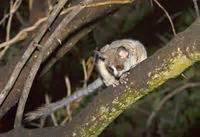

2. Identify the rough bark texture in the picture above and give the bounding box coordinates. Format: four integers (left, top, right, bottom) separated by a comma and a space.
2, 18, 200, 137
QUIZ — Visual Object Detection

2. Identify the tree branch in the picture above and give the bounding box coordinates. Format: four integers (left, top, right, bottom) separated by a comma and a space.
3, 17, 200, 137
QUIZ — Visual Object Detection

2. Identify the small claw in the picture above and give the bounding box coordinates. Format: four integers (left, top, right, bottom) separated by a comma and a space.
103, 77, 119, 87
119, 77, 128, 84
111, 80, 119, 87
119, 72, 130, 84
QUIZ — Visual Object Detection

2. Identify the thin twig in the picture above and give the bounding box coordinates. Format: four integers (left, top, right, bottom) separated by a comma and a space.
146, 82, 200, 129
153, 0, 176, 35
0, 1, 13, 58
45, 94, 58, 126
0, 14, 9, 26
82, 60, 88, 88
0, 17, 46, 49
6, 1, 13, 41
0, 0, 22, 58
60, 76, 72, 125
39, 117, 46, 128
0, 0, 22, 26
150, 0, 153, 7
81, 57, 95, 87
193, 0, 200, 18
84, 0, 133, 7
85, 57, 95, 82
1, 5, 13, 58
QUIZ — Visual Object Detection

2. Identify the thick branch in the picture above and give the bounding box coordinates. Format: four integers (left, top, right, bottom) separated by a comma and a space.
3, 18, 200, 137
